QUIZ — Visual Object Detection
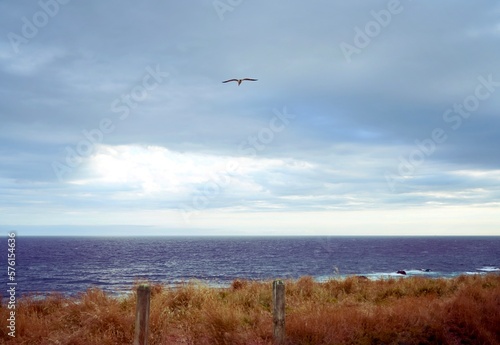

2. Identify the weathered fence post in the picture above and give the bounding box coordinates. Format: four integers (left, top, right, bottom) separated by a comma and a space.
273, 280, 285, 344
134, 284, 151, 345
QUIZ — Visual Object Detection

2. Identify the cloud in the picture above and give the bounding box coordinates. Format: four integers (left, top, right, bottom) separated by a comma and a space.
1, 1, 499, 235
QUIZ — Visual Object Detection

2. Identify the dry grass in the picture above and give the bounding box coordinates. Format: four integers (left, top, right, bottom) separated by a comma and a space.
1, 274, 499, 344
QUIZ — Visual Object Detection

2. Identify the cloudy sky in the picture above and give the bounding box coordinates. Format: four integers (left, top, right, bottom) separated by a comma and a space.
1, 1, 499, 236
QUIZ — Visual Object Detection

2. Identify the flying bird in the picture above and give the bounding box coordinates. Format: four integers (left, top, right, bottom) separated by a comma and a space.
222, 78, 258, 86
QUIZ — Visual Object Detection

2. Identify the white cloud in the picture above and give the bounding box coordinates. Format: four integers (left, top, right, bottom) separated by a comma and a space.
72, 144, 317, 201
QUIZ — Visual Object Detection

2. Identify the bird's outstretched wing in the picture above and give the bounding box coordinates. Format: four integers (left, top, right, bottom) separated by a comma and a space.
222, 79, 239, 83
242, 78, 258, 82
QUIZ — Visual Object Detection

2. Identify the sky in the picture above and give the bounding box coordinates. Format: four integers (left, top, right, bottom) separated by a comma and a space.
1, 1, 499, 236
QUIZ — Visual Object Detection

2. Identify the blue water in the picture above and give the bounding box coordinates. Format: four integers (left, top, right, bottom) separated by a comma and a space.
1, 236, 499, 298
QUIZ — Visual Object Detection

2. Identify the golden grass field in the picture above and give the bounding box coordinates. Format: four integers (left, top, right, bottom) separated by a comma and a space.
1, 274, 499, 344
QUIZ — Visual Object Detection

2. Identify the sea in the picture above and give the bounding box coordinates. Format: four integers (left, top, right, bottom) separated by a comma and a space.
1, 236, 499, 298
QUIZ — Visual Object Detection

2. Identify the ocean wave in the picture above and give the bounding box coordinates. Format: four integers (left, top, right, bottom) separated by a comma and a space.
6, 236, 499, 297
477, 266, 500, 272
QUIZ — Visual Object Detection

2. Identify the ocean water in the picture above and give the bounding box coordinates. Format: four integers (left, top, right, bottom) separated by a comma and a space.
1, 236, 499, 298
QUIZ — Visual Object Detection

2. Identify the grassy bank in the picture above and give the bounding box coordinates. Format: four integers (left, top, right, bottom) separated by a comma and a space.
1, 274, 499, 344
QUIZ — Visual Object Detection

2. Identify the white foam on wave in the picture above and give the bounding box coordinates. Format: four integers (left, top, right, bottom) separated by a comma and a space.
315, 267, 494, 282
364, 272, 406, 280
477, 266, 500, 272
364, 270, 437, 279
316, 273, 402, 281
404, 269, 437, 276
465, 271, 484, 275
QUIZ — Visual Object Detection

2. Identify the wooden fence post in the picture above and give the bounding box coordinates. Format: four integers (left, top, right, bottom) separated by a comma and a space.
273, 280, 285, 344
134, 284, 151, 345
